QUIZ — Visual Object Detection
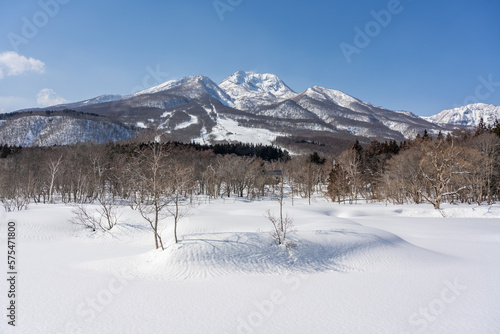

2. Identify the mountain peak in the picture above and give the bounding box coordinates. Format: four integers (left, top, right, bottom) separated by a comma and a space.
426, 103, 500, 127
219, 71, 296, 110
133, 75, 212, 96
301, 85, 360, 109
131, 75, 234, 106
221, 71, 296, 97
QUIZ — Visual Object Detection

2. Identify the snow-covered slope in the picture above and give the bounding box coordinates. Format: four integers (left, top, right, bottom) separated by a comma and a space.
298, 86, 361, 110
133, 75, 234, 107
220, 70, 296, 110
194, 114, 280, 146
426, 103, 500, 127
0, 115, 134, 146
72, 94, 124, 107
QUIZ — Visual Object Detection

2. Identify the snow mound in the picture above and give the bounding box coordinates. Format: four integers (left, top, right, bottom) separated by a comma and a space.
6, 204, 77, 241
82, 224, 445, 280
397, 204, 500, 218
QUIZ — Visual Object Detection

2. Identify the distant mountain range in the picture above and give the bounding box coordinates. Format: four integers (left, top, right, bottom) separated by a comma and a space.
0, 71, 498, 151
424, 103, 500, 127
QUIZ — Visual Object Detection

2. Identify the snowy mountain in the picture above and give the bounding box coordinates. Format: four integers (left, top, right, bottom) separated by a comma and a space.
287, 85, 442, 139
297, 86, 360, 109
219, 71, 296, 110
425, 103, 500, 127
133, 75, 234, 107
2, 71, 451, 148
69, 94, 124, 108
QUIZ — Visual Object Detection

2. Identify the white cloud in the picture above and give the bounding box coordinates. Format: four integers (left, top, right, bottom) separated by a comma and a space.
37, 88, 67, 107
0, 51, 45, 79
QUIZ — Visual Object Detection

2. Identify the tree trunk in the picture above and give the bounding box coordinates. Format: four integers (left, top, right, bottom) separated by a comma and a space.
174, 196, 179, 244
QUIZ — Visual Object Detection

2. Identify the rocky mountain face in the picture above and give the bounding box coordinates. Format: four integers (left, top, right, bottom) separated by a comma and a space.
2, 70, 490, 151
219, 70, 296, 110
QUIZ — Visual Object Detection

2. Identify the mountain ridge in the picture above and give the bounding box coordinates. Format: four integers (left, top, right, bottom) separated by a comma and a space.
1, 70, 496, 150
425, 103, 500, 127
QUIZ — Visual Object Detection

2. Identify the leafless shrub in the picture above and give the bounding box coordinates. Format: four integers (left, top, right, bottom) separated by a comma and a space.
71, 203, 101, 231
71, 196, 121, 231
265, 209, 294, 246
96, 195, 122, 230
1, 195, 29, 212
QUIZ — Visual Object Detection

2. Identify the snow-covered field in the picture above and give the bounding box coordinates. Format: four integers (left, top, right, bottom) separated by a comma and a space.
1, 198, 499, 334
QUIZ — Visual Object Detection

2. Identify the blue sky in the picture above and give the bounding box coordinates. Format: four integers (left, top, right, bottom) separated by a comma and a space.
0, 0, 499, 116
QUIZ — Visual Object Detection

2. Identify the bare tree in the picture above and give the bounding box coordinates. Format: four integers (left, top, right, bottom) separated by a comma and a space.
336, 148, 362, 204
0, 156, 30, 211
46, 154, 63, 203
266, 164, 295, 245
167, 159, 194, 244
97, 194, 122, 230
471, 133, 500, 204
202, 163, 218, 200
128, 142, 171, 250
419, 141, 474, 209
382, 148, 424, 204
231, 157, 255, 198
247, 159, 267, 200
460, 148, 486, 204
295, 156, 321, 205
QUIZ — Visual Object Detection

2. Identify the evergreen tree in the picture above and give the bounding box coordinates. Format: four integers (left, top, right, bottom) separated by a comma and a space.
475, 117, 486, 136
423, 129, 430, 140
352, 139, 363, 158
308, 151, 326, 165
437, 131, 444, 142
492, 120, 500, 138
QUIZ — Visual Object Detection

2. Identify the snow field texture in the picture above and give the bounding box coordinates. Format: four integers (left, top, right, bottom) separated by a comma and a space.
0, 199, 499, 334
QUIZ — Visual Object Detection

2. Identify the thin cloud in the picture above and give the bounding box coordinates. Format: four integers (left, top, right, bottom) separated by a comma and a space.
37, 88, 67, 107
0, 51, 45, 79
